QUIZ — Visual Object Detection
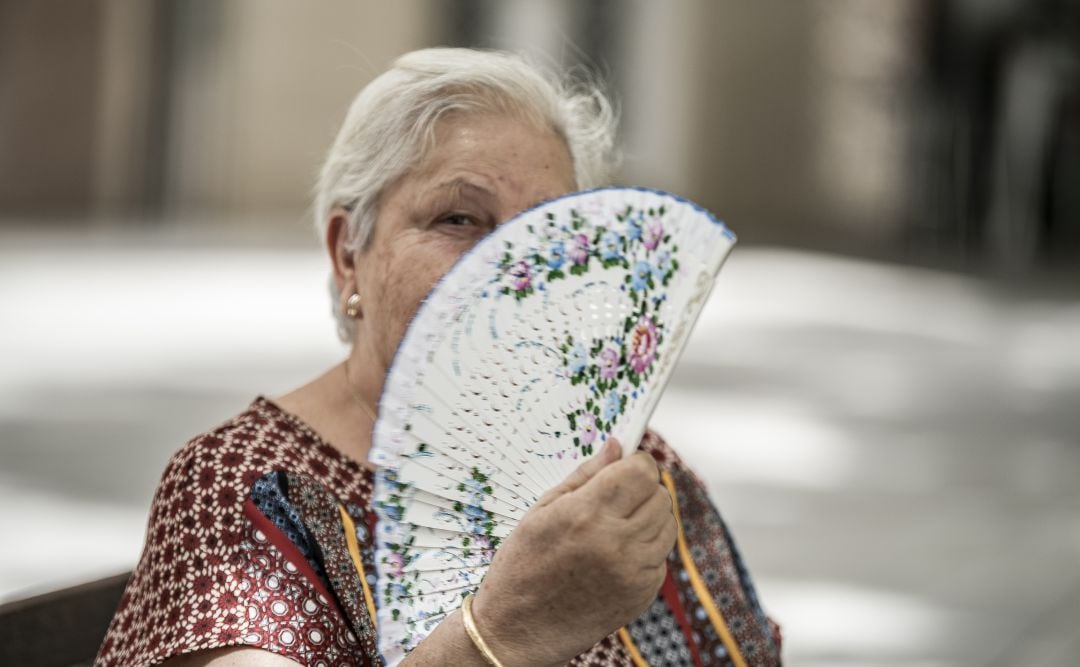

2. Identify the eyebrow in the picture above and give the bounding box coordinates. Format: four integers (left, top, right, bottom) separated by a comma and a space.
430, 177, 497, 201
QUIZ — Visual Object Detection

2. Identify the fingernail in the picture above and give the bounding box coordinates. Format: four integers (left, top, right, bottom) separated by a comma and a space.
604, 438, 620, 459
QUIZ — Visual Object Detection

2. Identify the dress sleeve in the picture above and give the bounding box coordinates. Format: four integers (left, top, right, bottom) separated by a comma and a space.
95, 429, 373, 666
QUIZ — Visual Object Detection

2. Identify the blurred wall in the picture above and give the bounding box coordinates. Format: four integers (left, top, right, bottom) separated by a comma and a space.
0, 0, 436, 226
162, 0, 433, 224
0, 1, 105, 216
1, 0, 1076, 266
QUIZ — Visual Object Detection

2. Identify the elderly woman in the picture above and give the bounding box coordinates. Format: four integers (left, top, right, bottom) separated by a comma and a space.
97, 48, 780, 667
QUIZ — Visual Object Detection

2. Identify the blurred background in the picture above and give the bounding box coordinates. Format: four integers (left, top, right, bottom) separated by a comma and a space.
1, 1, 1078, 665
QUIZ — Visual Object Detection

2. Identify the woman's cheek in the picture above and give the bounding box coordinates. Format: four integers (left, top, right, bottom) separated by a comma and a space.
376, 232, 472, 358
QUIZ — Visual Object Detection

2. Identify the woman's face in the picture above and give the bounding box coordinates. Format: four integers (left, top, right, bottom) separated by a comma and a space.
353, 112, 576, 373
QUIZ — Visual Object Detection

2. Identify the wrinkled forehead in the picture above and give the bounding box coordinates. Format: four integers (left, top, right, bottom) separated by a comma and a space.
412, 102, 568, 168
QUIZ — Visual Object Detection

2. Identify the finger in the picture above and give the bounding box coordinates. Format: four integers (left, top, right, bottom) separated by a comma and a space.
538, 438, 621, 505
642, 513, 678, 563
629, 487, 675, 540
585, 451, 661, 517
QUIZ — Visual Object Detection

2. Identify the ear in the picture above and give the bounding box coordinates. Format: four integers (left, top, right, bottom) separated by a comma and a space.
326, 207, 358, 307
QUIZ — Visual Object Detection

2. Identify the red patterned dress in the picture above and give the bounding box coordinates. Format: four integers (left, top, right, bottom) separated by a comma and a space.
96, 397, 781, 666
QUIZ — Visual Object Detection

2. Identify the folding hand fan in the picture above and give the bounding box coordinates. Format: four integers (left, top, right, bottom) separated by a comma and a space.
369, 187, 735, 661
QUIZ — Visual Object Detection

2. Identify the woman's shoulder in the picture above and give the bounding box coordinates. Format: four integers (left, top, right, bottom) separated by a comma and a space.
639, 427, 689, 472
96, 397, 377, 667
156, 397, 369, 505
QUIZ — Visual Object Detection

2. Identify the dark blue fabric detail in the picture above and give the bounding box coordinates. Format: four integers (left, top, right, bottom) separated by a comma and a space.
250, 470, 329, 587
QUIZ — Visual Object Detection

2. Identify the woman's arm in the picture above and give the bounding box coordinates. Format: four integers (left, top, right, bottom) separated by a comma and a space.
159, 646, 303, 665
399, 607, 506, 666
402, 439, 677, 666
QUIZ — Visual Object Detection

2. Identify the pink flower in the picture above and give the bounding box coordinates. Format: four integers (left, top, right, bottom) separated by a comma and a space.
386, 552, 405, 577
509, 260, 532, 291
643, 218, 664, 251
569, 233, 590, 265
628, 316, 658, 374
599, 346, 619, 380
580, 412, 597, 445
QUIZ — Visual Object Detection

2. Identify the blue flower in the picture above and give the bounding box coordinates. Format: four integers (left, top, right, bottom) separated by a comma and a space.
569, 343, 588, 375
600, 230, 623, 261
463, 477, 487, 496
653, 250, 673, 280
631, 260, 651, 291
602, 391, 621, 422
376, 500, 403, 521
546, 241, 566, 269
627, 217, 643, 241
462, 503, 488, 520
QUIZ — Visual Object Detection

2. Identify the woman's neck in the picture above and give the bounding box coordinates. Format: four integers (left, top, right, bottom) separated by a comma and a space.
273, 350, 381, 469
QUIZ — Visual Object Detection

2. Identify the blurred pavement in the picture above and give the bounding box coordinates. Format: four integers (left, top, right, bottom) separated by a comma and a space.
1, 229, 1078, 666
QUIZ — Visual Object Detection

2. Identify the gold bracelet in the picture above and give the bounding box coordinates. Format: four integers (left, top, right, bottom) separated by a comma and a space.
461, 592, 506, 667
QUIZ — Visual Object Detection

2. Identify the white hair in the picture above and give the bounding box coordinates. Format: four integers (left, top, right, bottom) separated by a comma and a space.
314, 47, 620, 341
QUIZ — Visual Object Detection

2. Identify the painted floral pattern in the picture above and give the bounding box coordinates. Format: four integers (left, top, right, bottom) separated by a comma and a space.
495, 204, 680, 455
453, 468, 502, 557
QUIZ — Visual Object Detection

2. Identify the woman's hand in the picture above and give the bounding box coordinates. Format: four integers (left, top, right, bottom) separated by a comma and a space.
469, 437, 677, 666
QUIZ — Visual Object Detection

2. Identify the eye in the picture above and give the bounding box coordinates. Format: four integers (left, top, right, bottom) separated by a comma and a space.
437, 213, 478, 227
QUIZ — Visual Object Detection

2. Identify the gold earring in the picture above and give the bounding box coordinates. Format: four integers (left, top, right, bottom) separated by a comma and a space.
345, 293, 362, 319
